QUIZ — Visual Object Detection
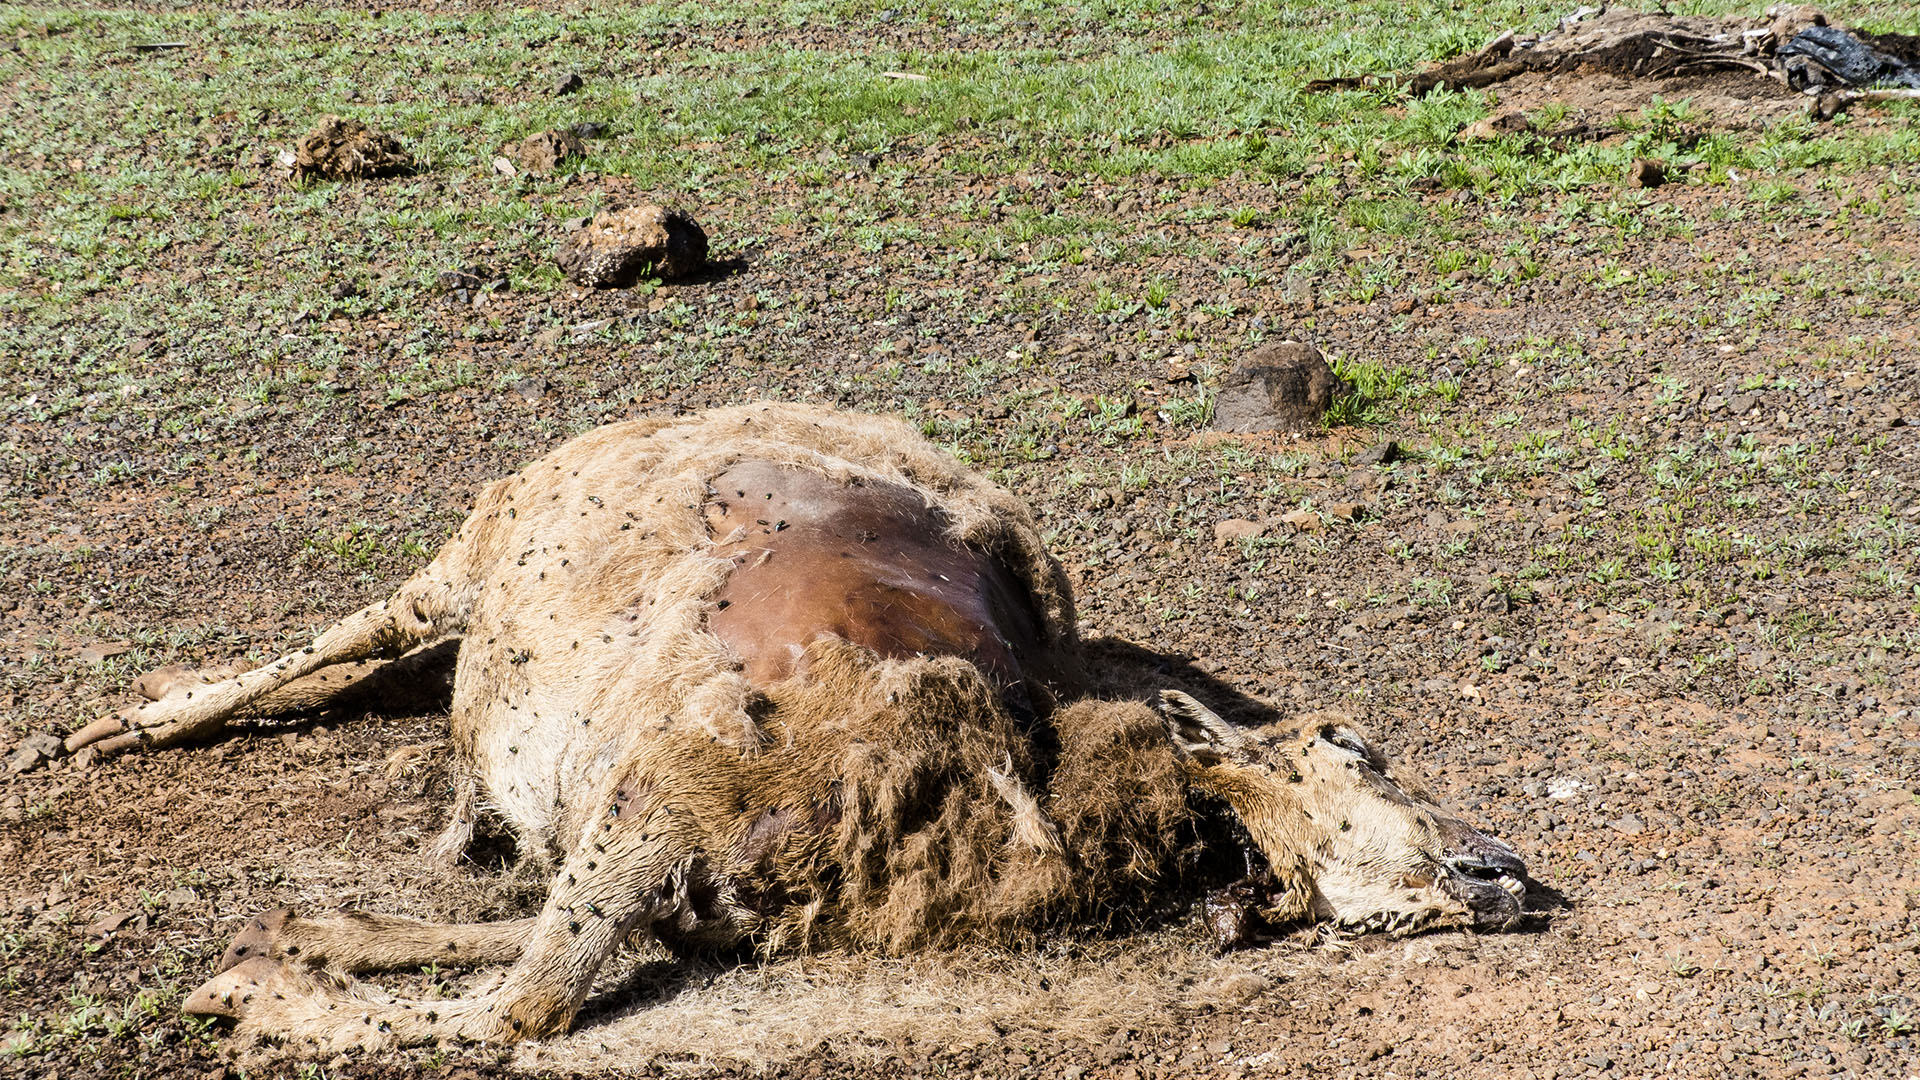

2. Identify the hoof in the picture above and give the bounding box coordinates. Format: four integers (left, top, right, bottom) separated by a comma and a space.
217, 908, 293, 973
65, 713, 131, 755
183, 957, 282, 1020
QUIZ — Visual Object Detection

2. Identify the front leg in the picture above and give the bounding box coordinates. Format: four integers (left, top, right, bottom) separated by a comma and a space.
185, 780, 702, 1047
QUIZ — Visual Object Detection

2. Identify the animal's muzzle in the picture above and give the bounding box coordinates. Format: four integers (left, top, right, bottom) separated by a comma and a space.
1439, 832, 1529, 926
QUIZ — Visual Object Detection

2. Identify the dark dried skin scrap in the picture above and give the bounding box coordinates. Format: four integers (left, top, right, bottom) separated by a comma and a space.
1203, 872, 1293, 951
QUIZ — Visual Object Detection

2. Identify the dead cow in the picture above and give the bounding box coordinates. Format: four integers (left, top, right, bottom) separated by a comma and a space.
68, 402, 1528, 1049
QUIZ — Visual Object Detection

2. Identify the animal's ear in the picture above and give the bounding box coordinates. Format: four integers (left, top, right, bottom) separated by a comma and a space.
1157, 690, 1251, 765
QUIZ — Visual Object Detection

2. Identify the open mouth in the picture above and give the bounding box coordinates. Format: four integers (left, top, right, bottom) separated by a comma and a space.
1440, 851, 1530, 926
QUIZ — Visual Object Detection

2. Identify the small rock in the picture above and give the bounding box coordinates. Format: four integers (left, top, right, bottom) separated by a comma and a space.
76, 641, 133, 664
1325, 501, 1364, 523
70, 745, 98, 771
1460, 111, 1533, 141
1213, 518, 1265, 548
162, 887, 198, 908
570, 121, 608, 139
1353, 440, 1400, 467
5, 746, 43, 775
553, 72, 585, 96
1210, 341, 1344, 433
491, 156, 517, 178
1459, 683, 1485, 703
555, 204, 708, 287
1480, 591, 1511, 615
88, 911, 134, 937
513, 377, 549, 402
21, 731, 63, 757
1280, 509, 1321, 532
281, 115, 412, 182
1626, 158, 1666, 188
1612, 815, 1646, 835
505, 129, 586, 175
438, 268, 485, 293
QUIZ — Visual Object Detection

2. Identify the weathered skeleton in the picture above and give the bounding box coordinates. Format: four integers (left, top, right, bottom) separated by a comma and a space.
68, 403, 1528, 1050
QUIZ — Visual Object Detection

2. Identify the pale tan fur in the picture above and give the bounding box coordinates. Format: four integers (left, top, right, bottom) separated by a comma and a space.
79, 402, 1525, 1053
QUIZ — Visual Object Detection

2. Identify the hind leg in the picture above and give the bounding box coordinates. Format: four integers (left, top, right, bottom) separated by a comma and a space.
183, 777, 704, 1047
68, 592, 442, 756
210, 908, 536, 975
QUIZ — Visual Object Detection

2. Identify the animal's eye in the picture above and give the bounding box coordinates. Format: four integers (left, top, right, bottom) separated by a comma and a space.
1324, 728, 1369, 758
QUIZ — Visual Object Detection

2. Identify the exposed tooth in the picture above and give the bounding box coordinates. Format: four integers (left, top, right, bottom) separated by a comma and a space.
1500, 875, 1527, 899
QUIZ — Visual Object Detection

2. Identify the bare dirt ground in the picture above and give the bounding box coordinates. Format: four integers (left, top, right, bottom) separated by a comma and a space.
4, 3, 1920, 1079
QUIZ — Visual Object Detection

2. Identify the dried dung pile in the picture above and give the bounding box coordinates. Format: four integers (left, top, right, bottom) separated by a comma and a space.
276, 115, 413, 182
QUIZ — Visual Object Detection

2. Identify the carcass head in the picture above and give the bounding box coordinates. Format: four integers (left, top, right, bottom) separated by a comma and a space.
1160, 691, 1528, 936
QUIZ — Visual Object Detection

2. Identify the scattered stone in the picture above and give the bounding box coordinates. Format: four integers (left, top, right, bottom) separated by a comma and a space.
278, 115, 412, 182
505, 129, 585, 175
1279, 509, 1321, 532
21, 731, 62, 757
553, 72, 585, 96
1325, 501, 1365, 523
1459, 683, 1485, 703
76, 634, 134, 661
88, 911, 134, 937
438, 268, 485, 293
1353, 439, 1400, 467
1210, 341, 1344, 433
492, 156, 518, 178
1460, 110, 1534, 140
162, 887, 198, 908
70, 745, 98, 771
6, 746, 44, 775
1213, 518, 1265, 548
555, 204, 708, 287
570, 121, 608, 139
1626, 157, 1666, 188
1480, 590, 1511, 615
